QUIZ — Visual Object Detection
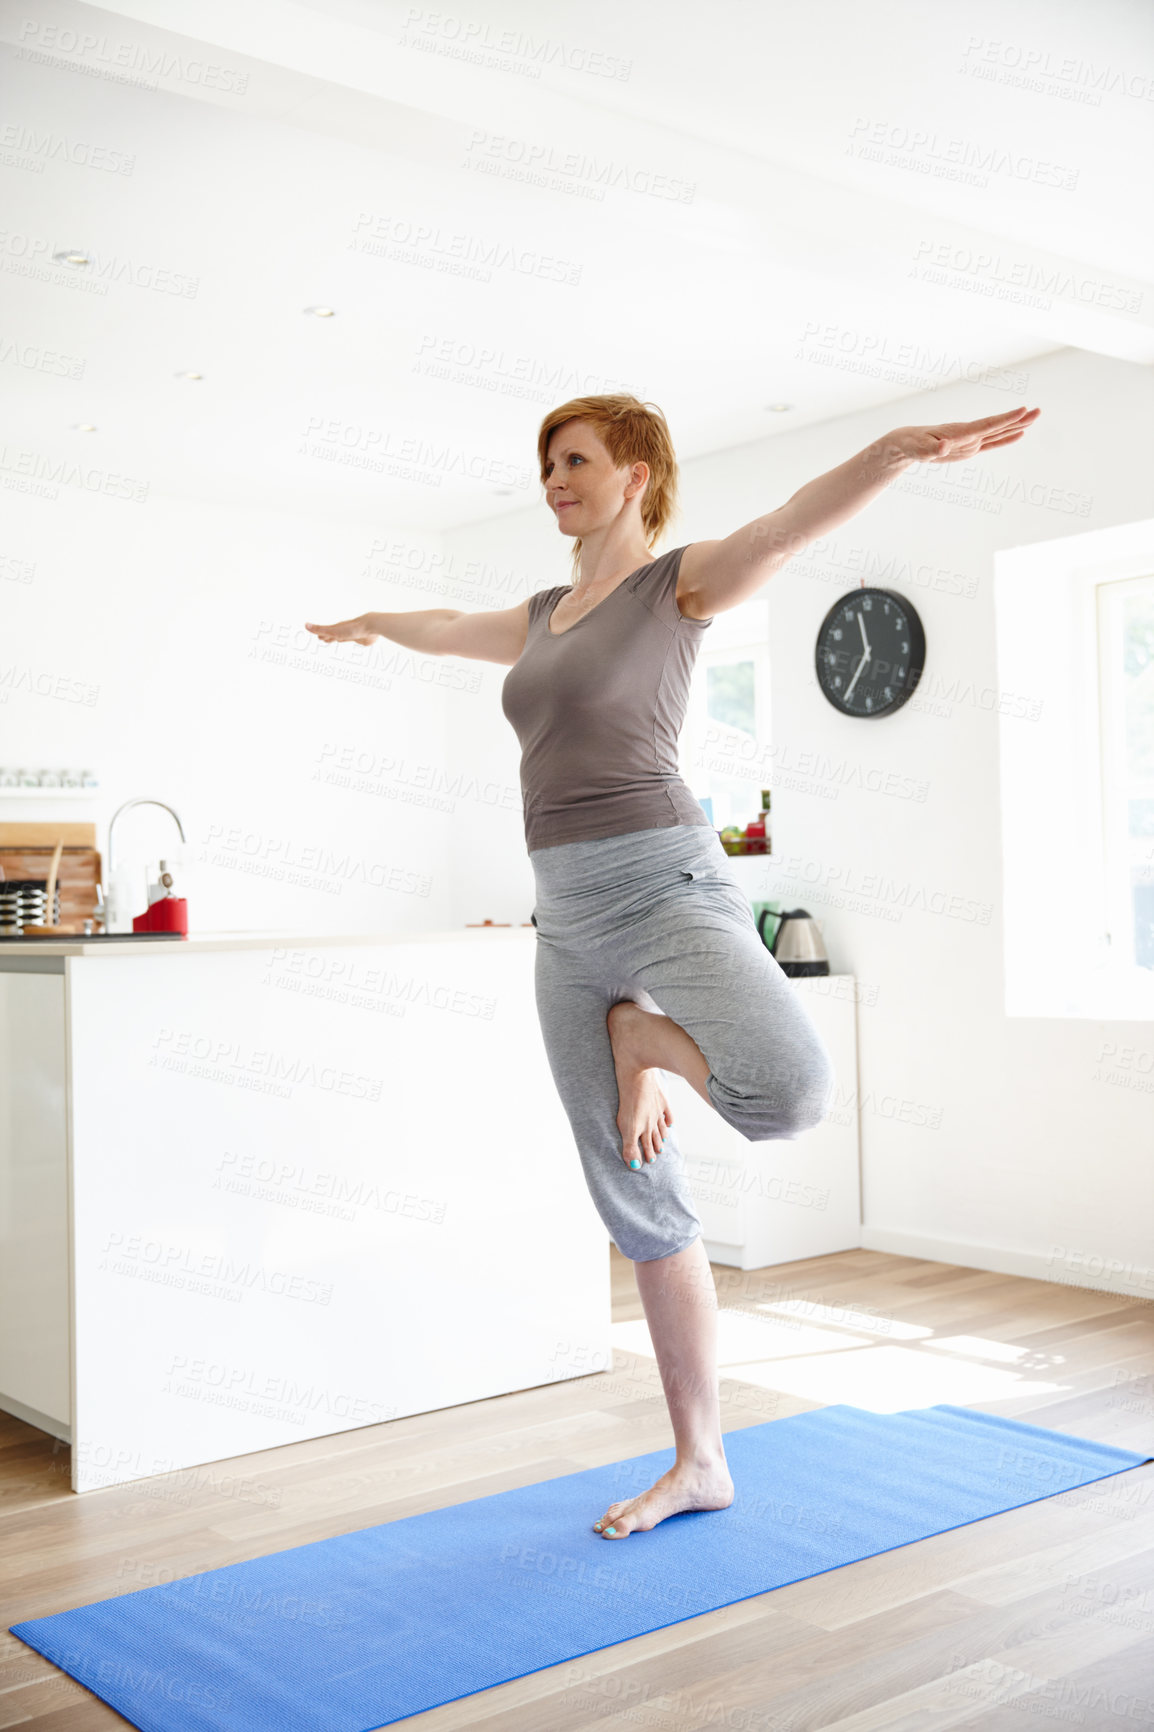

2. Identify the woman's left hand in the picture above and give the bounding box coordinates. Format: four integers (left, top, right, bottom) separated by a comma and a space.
891, 405, 1041, 463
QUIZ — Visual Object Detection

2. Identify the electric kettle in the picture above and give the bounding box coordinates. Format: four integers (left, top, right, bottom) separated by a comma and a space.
757, 907, 829, 977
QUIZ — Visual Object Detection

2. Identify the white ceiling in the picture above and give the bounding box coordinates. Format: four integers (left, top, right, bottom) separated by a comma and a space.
2, 0, 1151, 528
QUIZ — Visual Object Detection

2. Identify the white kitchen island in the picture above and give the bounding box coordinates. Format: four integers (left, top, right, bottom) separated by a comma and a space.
0, 929, 611, 1492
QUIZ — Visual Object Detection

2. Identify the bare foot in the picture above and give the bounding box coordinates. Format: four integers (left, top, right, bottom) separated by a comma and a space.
607, 1000, 673, 1168
593, 1457, 734, 1538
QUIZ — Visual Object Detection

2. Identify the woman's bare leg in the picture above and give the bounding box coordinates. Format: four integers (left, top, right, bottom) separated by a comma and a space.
593, 1236, 733, 1538
594, 999, 732, 1536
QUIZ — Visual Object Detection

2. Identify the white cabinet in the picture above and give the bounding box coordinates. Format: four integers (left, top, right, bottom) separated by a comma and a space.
663, 975, 862, 1270
0, 932, 610, 1492
0, 972, 71, 1430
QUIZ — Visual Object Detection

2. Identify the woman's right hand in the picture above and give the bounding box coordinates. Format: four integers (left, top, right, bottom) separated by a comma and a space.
304, 614, 379, 647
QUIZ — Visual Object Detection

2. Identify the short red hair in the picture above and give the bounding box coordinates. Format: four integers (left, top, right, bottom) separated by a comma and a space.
537, 394, 681, 580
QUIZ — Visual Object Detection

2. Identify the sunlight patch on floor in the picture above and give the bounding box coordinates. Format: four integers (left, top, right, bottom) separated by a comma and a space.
609, 1313, 1070, 1413
610, 1313, 874, 1363
921, 1335, 1037, 1365
714, 1344, 1068, 1413
756, 1300, 932, 1340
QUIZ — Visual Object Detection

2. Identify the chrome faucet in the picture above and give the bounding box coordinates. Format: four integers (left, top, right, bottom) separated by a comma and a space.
95, 798, 186, 931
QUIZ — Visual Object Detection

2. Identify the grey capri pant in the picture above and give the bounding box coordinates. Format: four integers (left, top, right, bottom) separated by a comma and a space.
529, 822, 836, 1263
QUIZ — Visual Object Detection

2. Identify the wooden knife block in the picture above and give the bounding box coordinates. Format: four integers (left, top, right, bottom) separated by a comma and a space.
0, 822, 101, 933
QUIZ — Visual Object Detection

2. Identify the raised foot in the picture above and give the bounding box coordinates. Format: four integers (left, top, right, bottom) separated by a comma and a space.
606, 999, 673, 1168
593, 1458, 734, 1538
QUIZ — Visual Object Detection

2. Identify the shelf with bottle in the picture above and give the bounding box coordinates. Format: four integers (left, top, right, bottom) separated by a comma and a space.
719, 787, 771, 857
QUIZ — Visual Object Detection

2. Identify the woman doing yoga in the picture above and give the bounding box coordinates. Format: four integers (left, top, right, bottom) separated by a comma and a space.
307, 392, 1040, 1540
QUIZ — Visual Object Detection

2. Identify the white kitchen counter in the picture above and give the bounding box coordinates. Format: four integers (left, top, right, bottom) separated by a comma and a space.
0, 925, 533, 958
0, 928, 609, 1492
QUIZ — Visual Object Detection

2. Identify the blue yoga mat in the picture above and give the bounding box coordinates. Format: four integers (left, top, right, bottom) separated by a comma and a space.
12, 1403, 1150, 1732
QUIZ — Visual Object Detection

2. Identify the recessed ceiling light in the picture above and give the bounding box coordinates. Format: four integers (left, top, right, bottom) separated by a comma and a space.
304, 306, 336, 318
72, 423, 97, 432
175, 371, 204, 380
53, 249, 90, 267
763, 402, 793, 413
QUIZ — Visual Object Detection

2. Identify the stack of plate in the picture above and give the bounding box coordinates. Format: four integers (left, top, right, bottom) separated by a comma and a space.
0, 878, 61, 935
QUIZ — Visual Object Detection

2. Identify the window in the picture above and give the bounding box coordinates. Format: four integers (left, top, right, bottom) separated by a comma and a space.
995, 517, 1154, 1018
1097, 573, 1154, 971
681, 600, 771, 832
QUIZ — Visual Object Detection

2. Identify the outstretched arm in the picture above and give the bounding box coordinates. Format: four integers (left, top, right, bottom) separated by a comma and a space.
677, 405, 1041, 619
305, 598, 531, 665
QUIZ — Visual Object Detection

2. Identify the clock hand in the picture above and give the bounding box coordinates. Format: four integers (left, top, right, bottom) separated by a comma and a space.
844, 649, 869, 702
841, 611, 873, 702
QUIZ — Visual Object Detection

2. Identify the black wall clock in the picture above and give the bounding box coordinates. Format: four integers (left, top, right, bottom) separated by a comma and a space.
815, 587, 925, 718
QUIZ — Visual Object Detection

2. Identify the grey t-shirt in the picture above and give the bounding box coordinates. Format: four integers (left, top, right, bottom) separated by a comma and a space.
500, 544, 715, 852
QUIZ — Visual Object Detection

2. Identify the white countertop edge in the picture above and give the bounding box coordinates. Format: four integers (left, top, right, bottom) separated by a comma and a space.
0, 927, 538, 957
0, 924, 857, 986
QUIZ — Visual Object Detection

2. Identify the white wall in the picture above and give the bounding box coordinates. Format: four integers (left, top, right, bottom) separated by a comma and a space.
2, 486, 457, 934
7, 348, 1150, 1297
441, 346, 1154, 1298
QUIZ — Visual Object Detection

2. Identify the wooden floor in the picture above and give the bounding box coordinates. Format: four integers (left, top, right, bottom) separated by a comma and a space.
2, 1247, 1152, 1730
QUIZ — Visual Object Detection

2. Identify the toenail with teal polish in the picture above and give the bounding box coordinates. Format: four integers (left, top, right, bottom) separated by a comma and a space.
605, 1526, 617, 1535
630, 1158, 641, 1169
594, 1523, 602, 1530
